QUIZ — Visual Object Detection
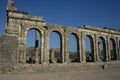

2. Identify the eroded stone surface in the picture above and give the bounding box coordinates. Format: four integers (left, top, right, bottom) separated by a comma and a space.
0, 0, 120, 72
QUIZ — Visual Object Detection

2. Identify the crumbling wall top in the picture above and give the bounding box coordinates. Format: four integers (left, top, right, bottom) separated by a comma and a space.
7, 0, 17, 10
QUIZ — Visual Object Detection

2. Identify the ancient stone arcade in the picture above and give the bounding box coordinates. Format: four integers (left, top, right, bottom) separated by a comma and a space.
0, 0, 120, 72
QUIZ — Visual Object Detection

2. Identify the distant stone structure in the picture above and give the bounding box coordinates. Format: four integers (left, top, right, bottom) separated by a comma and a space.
0, 0, 120, 69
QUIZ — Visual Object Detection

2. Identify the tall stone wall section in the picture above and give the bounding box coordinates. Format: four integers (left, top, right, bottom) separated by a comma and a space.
0, 35, 18, 69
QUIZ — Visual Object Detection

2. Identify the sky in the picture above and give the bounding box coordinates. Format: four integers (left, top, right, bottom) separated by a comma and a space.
0, 0, 119, 52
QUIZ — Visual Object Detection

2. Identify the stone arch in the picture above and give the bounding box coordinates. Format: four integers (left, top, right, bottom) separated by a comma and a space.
20, 26, 44, 64
84, 34, 95, 62
98, 36, 106, 61
67, 30, 79, 36
67, 31, 80, 42
47, 29, 64, 63
109, 38, 117, 60
67, 31, 80, 63
47, 29, 64, 37
25, 26, 44, 36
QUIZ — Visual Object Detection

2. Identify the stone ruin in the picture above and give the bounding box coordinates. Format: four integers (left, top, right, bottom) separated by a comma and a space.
0, 0, 120, 72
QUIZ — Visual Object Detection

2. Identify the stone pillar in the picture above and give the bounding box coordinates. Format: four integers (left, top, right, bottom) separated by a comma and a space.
40, 33, 44, 64
44, 30, 49, 63
119, 40, 120, 60
23, 45, 26, 63
94, 35, 98, 62
93, 38, 96, 62
98, 42, 101, 61
21, 35, 27, 64
19, 47, 23, 63
35, 31, 39, 64
64, 35, 69, 63
81, 33, 86, 63
35, 48, 39, 64
103, 40, 107, 62
19, 27, 26, 64
116, 37, 119, 60
95, 35, 100, 62
106, 36, 110, 61
79, 37, 82, 62
50, 49, 55, 63
61, 36, 65, 63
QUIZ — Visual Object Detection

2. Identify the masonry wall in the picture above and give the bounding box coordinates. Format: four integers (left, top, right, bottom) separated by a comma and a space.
0, 35, 18, 69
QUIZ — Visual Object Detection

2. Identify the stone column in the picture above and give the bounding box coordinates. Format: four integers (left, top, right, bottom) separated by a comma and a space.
35, 48, 39, 64
61, 36, 65, 63
35, 31, 39, 64
40, 32, 44, 64
100, 39, 107, 62
95, 35, 100, 62
98, 42, 101, 61
64, 35, 69, 63
116, 37, 119, 60
119, 40, 120, 60
50, 49, 55, 63
92, 38, 96, 62
44, 30, 49, 64
79, 37, 82, 62
19, 27, 26, 64
106, 36, 110, 61
81, 33, 86, 63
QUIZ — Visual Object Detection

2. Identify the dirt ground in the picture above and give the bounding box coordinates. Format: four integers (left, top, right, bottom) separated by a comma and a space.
0, 68, 120, 80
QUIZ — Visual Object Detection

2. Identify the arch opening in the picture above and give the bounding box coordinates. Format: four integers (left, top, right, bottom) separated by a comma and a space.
26, 29, 41, 64
98, 37, 106, 62
49, 31, 62, 63
109, 38, 117, 60
85, 35, 94, 62
68, 33, 79, 63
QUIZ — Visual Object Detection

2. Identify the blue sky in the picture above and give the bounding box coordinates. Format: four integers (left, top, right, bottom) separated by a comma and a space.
16, 0, 120, 29
0, 0, 120, 35
0, 0, 119, 52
